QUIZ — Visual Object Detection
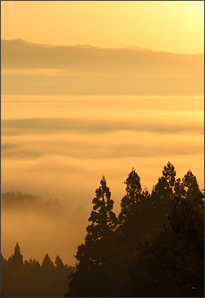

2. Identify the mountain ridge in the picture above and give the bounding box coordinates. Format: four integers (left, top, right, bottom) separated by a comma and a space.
2, 38, 152, 52
2, 38, 203, 71
1, 38, 203, 96
2, 38, 204, 55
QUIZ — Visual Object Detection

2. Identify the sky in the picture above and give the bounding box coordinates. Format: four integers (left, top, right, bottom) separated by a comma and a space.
1, 1, 204, 54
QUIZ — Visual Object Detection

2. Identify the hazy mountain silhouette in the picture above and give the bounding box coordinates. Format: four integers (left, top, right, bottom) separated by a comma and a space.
7, 40, 151, 51
1, 39, 203, 71
14, 38, 59, 48
106, 46, 151, 51
1, 39, 203, 95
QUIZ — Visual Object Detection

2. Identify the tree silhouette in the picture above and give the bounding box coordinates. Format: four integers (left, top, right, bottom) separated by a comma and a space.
66, 176, 118, 297
8, 242, 23, 268
162, 161, 176, 188
55, 255, 64, 269
150, 170, 204, 297
149, 162, 177, 230
1, 245, 74, 297
1, 163, 203, 297
118, 168, 142, 222
117, 168, 148, 247
42, 253, 55, 270
118, 165, 204, 297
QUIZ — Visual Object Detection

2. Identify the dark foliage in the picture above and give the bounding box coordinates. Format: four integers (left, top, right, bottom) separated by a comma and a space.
1, 243, 74, 297
1, 162, 203, 297
151, 173, 204, 297
65, 177, 118, 297
64, 162, 204, 297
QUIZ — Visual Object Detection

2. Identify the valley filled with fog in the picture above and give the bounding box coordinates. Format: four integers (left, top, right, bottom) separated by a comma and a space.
1, 39, 204, 266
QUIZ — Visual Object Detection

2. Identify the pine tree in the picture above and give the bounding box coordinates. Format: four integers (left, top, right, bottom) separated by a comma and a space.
152, 162, 176, 202
152, 189, 204, 297
42, 253, 54, 270
182, 170, 201, 199
150, 162, 177, 230
162, 161, 176, 188
118, 168, 146, 247
55, 255, 64, 269
86, 176, 117, 249
118, 168, 142, 223
66, 176, 118, 297
8, 242, 23, 268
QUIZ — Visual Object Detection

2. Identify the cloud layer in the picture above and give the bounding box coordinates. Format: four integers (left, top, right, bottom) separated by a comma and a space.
1, 94, 204, 266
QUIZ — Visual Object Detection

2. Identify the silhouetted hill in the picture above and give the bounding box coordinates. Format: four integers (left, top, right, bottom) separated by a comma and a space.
14, 38, 59, 48
1, 39, 203, 74
1, 39, 203, 95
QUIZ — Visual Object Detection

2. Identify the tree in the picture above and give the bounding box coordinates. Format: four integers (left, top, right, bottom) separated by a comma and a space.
55, 255, 64, 269
1, 253, 7, 267
85, 176, 117, 249
8, 242, 23, 268
119, 241, 179, 297
118, 165, 204, 297
1, 244, 72, 297
42, 253, 54, 270
24, 258, 41, 271
63, 164, 204, 297
182, 170, 202, 199
118, 168, 142, 223
66, 176, 118, 297
1, 254, 8, 297
162, 161, 176, 189
151, 183, 204, 296
117, 168, 151, 247
150, 162, 177, 230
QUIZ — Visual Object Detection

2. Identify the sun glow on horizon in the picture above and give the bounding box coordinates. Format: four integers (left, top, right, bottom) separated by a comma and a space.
1, 1, 204, 54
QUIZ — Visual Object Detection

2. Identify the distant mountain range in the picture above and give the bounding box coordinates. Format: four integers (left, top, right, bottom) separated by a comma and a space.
2, 38, 203, 71
13, 38, 59, 48
1, 39, 203, 96
4, 39, 151, 51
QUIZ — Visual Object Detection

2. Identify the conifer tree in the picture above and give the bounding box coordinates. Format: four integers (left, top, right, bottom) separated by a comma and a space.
152, 162, 176, 202
182, 170, 201, 199
151, 189, 204, 297
66, 176, 118, 297
117, 168, 146, 247
150, 162, 177, 229
42, 253, 54, 270
118, 168, 142, 223
162, 161, 176, 188
55, 255, 64, 269
8, 242, 23, 268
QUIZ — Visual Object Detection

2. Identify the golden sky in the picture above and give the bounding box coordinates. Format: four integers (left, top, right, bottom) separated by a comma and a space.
1, 1, 204, 54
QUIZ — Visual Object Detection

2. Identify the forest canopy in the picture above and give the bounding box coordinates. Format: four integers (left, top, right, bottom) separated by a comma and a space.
65, 162, 204, 297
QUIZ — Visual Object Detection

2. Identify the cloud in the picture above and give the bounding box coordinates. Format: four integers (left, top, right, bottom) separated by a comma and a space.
1, 94, 203, 203
1, 133, 203, 265
1, 130, 204, 160
2, 95, 203, 121
1, 114, 203, 136
2, 73, 203, 96
1, 93, 204, 266
1, 131, 204, 210
1, 143, 22, 151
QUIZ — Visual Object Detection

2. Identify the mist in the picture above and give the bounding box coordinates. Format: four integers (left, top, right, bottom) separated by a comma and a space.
1, 196, 89, 265
1, 39, 204, 268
